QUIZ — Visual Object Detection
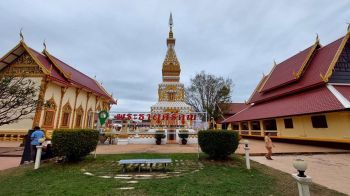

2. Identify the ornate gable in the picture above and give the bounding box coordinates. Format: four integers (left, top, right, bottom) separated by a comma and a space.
0, 52, 44, 77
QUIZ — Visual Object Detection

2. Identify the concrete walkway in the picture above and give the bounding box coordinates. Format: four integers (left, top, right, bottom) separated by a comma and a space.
95, 139, 350, 155
251, 154, 350, 195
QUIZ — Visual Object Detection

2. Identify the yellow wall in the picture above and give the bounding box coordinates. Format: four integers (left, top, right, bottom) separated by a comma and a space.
277, 111, 350, 140
236, 111, 350, 141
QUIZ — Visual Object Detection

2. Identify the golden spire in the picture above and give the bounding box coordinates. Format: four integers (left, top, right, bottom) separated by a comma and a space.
162, 13, 181, 82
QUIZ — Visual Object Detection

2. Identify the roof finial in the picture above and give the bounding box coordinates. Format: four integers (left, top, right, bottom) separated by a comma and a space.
169, 12, 173, 29
19, 28, 24, 41
273, 59, 277, 66
347, 22, 350, 32
316, 33, 320, 43
43, 39, 47, 50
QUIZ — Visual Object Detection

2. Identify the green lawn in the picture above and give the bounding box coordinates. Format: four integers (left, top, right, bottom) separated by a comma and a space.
0, 154, 345, 196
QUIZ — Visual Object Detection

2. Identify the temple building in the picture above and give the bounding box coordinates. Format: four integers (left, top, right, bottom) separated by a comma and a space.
0, 36, 116, 141
223, 27, 350, 144
151, 14, 192, 115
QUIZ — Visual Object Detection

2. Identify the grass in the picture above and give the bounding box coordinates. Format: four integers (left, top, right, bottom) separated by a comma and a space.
0, 153, 345, 196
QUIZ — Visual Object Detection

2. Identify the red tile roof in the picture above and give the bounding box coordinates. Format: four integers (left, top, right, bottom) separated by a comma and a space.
334, 85, 350, 101
260, 44, 317, 92
249, 36, 345, 104
25, 44, 115, 103
219, 103, 248, 114
29, 48, 69, 85
223, 86, 343, 122
47, 53, 114, 100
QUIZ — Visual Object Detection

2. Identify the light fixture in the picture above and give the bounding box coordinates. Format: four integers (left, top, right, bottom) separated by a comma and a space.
293, 158, 308, 177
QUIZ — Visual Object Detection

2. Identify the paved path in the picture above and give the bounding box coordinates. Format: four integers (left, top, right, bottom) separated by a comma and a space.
95, 139, 350, 155
0, 157, 21, 171
251, 154, 350, 195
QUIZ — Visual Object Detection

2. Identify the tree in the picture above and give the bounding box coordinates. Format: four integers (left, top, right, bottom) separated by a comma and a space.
185, 71, 233, 121
0, 76, 39, 127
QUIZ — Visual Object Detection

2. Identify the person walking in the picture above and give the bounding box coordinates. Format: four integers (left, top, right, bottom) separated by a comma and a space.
30, 126, 45, 162
264, 132, 275, 160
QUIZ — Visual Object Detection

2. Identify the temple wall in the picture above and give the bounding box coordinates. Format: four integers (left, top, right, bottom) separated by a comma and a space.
277, 111, 350, 140
237, 111, 350, 142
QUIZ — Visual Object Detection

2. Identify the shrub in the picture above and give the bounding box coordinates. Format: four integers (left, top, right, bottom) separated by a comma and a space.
155, 130, 166, 145
52, 129, 99, 162
178, 130, 189, 139
198, 130, 239, 160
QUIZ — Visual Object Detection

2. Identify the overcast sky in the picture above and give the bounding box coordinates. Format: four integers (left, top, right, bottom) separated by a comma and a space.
0, 0, 349, 112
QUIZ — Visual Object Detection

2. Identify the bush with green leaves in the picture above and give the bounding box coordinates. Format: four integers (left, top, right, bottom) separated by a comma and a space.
198, 130, 239, 160
178, 130, 189, 139
52, 129, 99, 162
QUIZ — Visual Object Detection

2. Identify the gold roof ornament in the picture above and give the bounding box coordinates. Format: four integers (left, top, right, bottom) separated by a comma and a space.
43, 39, 47, 51
19, 28, 24, 41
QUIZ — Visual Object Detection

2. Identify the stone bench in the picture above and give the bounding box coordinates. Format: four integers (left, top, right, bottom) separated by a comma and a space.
119, 159, 172, 172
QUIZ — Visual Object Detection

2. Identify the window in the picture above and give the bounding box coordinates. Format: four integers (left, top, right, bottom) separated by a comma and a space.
61, 102, 72, 127
61, 113, 70, 127
75, 114, 82, 128
250, 121, 261, 130
42, 98, 56, 128
311, 115, 328, 128
87, 109, 93, 128
263, 119, 277, 130
284, 118, 293, 129
43, 111, 55, 127
241, 122, 249, 130
232, 123, 239, 130
75, 105, 84, 128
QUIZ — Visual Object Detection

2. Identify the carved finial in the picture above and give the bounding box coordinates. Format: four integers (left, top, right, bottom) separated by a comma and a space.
168, 12, 174, 39
347, 23, 350, 32
43, 39, 47, 50
19, 28, 24, 41
316, 33, 320, 43
273, 59, 277, 66
169, 12, 173, 29
262, 72, 266, 77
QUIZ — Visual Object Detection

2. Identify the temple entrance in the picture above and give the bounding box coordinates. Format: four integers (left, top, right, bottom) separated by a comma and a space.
167, 130, 176, 143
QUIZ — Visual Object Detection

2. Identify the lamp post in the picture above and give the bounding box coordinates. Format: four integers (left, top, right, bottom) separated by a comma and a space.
292, 159, 312, 196
243, 139, 250, 170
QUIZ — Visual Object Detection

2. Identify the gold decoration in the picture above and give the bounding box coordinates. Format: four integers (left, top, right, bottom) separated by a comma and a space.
1, 53, 43, 77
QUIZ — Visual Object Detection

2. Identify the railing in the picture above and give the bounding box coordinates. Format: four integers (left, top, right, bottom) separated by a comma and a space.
0, 131, 27, 142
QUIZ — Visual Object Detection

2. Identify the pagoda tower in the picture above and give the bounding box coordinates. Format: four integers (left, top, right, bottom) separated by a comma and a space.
151, 13, 192, 114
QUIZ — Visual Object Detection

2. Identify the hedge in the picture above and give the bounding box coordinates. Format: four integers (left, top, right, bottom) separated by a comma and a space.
52, 129, 99, 162
198, 130, 239, 160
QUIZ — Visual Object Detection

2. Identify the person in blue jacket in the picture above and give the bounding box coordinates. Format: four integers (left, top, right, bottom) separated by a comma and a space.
30, 126, 45, 162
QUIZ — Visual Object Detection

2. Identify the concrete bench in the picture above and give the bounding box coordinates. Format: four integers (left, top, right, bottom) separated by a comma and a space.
119, 159, 172, 172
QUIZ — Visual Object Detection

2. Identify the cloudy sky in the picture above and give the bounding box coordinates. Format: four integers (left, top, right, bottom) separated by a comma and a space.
0, 0, 349, 112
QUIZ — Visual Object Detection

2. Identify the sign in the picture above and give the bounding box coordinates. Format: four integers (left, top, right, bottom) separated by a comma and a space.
98, 110, 109, 125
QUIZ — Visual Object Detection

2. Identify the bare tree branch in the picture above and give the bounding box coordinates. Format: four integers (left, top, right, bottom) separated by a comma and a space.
0, 76, 39, 127
185, 71, 233, 121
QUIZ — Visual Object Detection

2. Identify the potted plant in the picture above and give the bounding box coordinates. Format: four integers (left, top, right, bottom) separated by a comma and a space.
178, 130, 189, 145
155, 130, 165, 145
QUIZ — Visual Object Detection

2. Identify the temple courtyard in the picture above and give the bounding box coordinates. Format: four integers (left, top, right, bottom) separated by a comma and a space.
1, 140, 349, 195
